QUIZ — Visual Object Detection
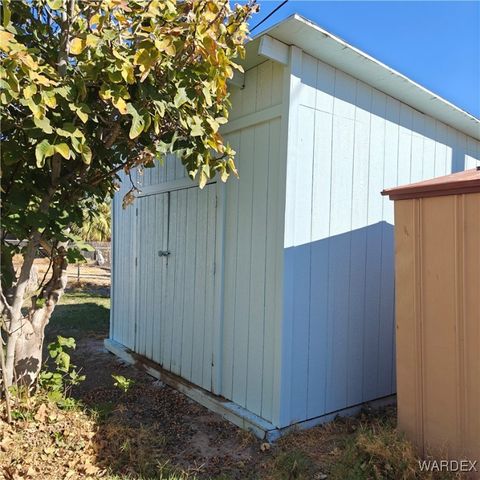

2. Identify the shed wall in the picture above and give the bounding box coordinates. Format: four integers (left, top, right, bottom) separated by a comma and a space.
111, 60, 287, 426
111, 171, 137, 350
281, 49, 480, 426
221, 60, 286, 424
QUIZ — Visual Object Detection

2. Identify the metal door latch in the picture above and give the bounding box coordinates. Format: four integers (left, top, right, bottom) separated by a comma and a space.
158, 250, 171, 257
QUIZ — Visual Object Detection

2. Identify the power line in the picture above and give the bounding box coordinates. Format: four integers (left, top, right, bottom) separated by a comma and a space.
250, 0, 289, 33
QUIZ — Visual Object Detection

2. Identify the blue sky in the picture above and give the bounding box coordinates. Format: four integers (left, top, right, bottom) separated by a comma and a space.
238, 1, 480, 118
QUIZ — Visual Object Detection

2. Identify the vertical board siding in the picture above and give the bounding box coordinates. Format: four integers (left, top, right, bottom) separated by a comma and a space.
135, 186, 217, 384
221, 61, 285, 423
135, 194, 168, 361
140, 153, 187, 188
262, 116, 283, 420
282, 51, 480, 426
111, 48, 479, 432
110, 171, 137, 350
246, 122, 269, 415
229, 60, 284, 121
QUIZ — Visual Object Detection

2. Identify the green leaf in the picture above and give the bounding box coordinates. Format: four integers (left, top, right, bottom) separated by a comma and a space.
54, 143, 70, 159
79, 144, 92, 164
33, 116, 53, 134
70, 136, 81, 153
76, 109, 88, 123
174, 87, 188, 108
57, 336, 76, 349
2, 1, 11, 27
57, 351, 70, 372
126, 102, 138, 117
129, 114, 145, 139
35, 139, 55, 167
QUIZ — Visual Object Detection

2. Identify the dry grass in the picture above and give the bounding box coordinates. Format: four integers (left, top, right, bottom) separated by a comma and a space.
0, 396, 101, 480
0, 395, 196, 480
1, 397, 467, 480
263, 406, 464, 480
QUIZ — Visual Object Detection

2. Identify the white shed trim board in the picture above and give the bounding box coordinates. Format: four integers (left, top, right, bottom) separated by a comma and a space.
108, 15, 480, 439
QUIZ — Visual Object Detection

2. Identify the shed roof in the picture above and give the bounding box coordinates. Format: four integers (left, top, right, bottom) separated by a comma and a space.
382, 168, 480, 200
243, 14, 480, 141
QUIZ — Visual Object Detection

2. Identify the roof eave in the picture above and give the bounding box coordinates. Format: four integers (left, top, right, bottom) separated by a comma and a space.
240, 14, 480, 141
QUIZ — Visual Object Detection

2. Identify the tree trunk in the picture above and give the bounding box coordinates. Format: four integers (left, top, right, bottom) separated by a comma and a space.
1, 0, 73, 391
2, 247, 68, 388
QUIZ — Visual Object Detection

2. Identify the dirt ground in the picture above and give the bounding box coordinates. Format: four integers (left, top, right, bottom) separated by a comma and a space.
14, 256, 111, 287
43, 284, 269, 479
67, 336, 267, 479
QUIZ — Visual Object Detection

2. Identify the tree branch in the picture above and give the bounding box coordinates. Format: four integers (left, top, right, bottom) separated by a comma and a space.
0, 288, 13, 320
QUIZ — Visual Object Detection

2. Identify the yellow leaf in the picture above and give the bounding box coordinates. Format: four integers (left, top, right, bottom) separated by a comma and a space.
154, 38, 171, 51
121, 63, 135, 84
54, 143, 70, 159
199, 170, 208, 189
43, 92, 57, 108
113, 97, 127, 114
86, 34, 99, 48
89, 13, 100, 28
70, 37, 86, 55
207, 118, 219, 133
80, 144, 92, 164
165, 44, 176, 57
0, 30, 14, 50
23, 84, 37, 99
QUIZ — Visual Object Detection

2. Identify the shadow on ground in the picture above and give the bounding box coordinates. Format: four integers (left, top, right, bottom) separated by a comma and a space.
46, 286, 266, 479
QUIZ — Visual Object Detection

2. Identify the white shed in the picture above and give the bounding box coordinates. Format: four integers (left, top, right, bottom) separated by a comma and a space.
106, 15, 480, 440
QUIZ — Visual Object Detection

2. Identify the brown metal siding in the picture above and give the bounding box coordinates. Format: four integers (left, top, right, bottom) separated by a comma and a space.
394, 192, 480, 463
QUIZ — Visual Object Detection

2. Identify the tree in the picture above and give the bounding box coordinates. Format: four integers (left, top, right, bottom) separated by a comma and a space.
0, 0, 257, 389
71, 202, 111, 242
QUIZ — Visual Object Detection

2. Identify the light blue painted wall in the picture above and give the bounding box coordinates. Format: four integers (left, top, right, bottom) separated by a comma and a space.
221, 60, 286, 424
110, 45, 480, 431
111, 60, 287, 426
111, 171, 137, 351
279, 49, 480, 427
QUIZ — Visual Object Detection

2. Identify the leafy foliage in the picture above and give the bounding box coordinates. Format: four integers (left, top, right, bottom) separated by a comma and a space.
39, 335, 85, 407
0, 0, 256, 291
111, 374, 135, 394
71, 201, 111, 242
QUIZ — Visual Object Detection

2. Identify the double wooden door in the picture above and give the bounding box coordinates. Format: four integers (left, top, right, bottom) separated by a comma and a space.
134, 184, 217, 391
